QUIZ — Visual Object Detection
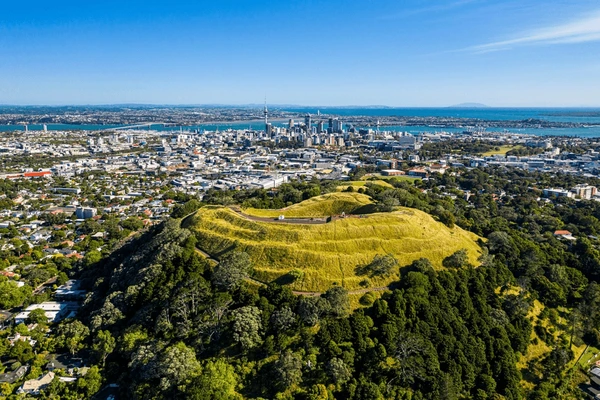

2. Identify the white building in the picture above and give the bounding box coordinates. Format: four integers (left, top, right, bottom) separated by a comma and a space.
14, 302, 69, 324
543, 188, 573, 199
571, 184, 597, 200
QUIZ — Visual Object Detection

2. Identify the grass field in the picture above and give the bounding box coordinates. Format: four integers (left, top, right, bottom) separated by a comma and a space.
481, 145, 524, 157
242, 192, 376, 218
335, 180, 395, 192
190, 195, 482, 291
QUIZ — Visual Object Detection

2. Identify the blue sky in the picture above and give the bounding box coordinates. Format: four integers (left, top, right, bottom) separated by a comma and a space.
1, 0, 599, 106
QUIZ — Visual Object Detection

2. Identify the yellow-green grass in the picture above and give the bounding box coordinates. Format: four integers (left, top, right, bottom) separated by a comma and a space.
516, 299, 552, 370
190, 203, 482, 292
481, 145, 524, 157
502, 288, 592, 388
335, 180, 394, 192
370, 174, 420, 183
242, 192, 376, 218
575, 344, 600, 369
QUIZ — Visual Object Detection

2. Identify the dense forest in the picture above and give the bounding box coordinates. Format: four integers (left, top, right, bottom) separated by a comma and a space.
26, 166, 600, 399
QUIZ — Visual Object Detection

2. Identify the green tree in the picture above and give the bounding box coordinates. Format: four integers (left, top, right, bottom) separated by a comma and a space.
120, 217, 144, 231
160, 342, 201, 390
55, 320, 90, 356
274, 350, 303, 391
297, 296, 330, 326
322, 286, 350, 318
442, 249, 469, 269
27, 308, 48, 324
327, 357, 352, 385
187, 359, 242, 400
0, 277, 31, 309
83, 250, 102, 268
212, 251, 252, 291
93, 330, 115, 366
76, 365, 103, 398
231, 306, 263, 350
359, 254, 398, 277
271, 306, 296, 332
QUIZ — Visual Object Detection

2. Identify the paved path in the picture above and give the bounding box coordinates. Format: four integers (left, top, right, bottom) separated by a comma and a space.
228, 207, 328, 225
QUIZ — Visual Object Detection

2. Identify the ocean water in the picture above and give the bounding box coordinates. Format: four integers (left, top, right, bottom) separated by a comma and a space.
1, 108, 600, 137
280, 107, 600, 124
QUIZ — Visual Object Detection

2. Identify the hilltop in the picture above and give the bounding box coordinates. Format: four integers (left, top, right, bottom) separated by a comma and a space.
241, 192, 376, 218
188, 193, 482, 292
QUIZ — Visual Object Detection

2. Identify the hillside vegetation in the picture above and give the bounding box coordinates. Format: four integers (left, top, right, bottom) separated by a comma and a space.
335, 179, 396, 191
190, 195, 482, 291
242, 192, 375, 218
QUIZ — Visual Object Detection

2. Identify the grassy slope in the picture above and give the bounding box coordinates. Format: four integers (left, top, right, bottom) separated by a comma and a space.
496, 286, 600, 391
335, 180, 395, 191
242, 192, 376, 218
191, 199, 482, 291
481, 145, 524, 157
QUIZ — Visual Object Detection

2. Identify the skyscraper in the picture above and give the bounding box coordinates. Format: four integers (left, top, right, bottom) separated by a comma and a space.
304, 114, 311, 133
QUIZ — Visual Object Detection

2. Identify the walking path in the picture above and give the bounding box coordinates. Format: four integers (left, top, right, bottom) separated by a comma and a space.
228, 207, 328, 225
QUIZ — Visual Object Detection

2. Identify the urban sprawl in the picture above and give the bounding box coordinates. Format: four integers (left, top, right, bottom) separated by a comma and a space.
1, 107, 600, 394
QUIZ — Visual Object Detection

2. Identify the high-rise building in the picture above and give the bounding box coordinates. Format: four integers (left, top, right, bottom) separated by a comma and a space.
304, 114, 311, 133
333, 118, 343, 133
288, 119, 294, 129
317, 121, 324, 133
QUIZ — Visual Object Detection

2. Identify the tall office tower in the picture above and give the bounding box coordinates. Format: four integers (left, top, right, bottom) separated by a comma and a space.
289, 119, 294, 129
317, 121, 324, 133
304, 114, 311, 133
330, 118, 343, 133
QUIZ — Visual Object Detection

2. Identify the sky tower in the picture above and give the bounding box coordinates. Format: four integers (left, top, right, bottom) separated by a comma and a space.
264, 99, 272, 136
263, 99, 268, 125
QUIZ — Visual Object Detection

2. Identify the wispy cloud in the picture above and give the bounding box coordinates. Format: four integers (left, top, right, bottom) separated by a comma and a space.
468, 11, 600, 53
382, 0, 481, 20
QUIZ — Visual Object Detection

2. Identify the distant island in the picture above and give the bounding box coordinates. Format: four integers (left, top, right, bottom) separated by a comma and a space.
448, 102, 490, 108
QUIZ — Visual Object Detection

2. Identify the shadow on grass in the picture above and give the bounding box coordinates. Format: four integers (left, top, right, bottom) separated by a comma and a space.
274, 274, 296, 286
352, 204, 378, 215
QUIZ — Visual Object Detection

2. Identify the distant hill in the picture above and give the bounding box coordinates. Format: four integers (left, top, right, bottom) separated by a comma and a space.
448, 103, 489, 108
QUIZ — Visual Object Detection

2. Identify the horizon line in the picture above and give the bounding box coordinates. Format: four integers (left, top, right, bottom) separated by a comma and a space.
0, 103, 600, 109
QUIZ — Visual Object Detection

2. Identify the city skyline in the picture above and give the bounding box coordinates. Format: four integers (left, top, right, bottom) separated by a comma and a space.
1, 0, 599, 106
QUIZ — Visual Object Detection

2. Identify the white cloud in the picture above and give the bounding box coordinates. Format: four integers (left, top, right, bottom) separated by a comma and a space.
469, 11, 600, 52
